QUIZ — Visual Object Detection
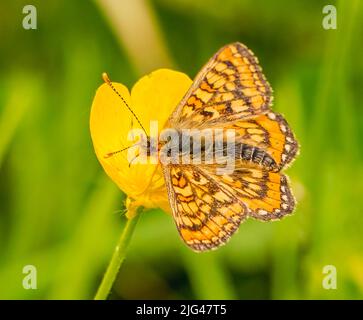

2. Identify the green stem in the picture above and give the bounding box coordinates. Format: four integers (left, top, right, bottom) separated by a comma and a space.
94, 213, 141, 300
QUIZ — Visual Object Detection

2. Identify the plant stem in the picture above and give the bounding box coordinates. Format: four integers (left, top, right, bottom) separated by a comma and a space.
94, 213, 141, 300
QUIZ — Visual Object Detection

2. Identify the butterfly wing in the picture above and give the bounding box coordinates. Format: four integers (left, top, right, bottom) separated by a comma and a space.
167, 42, 273, 129
229, 112, 299, 170
163, 163, 295, 251
163, 165, 247, 251
198, 165, 295, 221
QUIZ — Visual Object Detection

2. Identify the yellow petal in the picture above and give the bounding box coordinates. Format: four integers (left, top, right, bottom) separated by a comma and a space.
131, 69, 192, 131
90, 69, 192, 214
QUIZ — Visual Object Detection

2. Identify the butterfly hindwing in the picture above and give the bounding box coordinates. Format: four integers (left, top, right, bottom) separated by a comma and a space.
228, 112, 299, 170
199, 166, 296, 221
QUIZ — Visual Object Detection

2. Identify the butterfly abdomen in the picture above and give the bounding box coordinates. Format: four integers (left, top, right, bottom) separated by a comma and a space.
239, 143, 278, 171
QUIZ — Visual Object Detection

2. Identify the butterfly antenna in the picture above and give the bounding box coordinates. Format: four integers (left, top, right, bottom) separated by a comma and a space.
104, 145, 135, 158
102, 72, 148, 137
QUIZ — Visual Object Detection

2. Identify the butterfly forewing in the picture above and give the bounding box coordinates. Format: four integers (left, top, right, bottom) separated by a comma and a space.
163, 165, 247, 251
167, 42, 273, 129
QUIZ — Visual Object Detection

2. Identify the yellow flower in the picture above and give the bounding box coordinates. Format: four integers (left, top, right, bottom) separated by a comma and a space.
90, 69, 192, 218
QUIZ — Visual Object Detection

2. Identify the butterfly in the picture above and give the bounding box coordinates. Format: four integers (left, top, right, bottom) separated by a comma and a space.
104, 42, 299, 252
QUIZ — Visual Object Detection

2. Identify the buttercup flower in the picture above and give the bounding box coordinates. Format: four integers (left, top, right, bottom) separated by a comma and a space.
90, 69, 192, 218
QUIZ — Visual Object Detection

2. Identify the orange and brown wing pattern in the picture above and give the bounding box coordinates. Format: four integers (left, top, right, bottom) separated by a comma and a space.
199, 166, 295, 221
163, 165, 247, 251
159, 42, 299, 251
228, 112, 299, 170
168, 42, 273, 129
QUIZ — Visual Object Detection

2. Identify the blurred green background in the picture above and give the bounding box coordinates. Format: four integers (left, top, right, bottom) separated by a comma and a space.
1, 0, 363, 300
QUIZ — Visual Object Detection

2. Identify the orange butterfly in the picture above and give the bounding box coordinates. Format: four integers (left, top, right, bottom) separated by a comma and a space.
104, 43, 299, 251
